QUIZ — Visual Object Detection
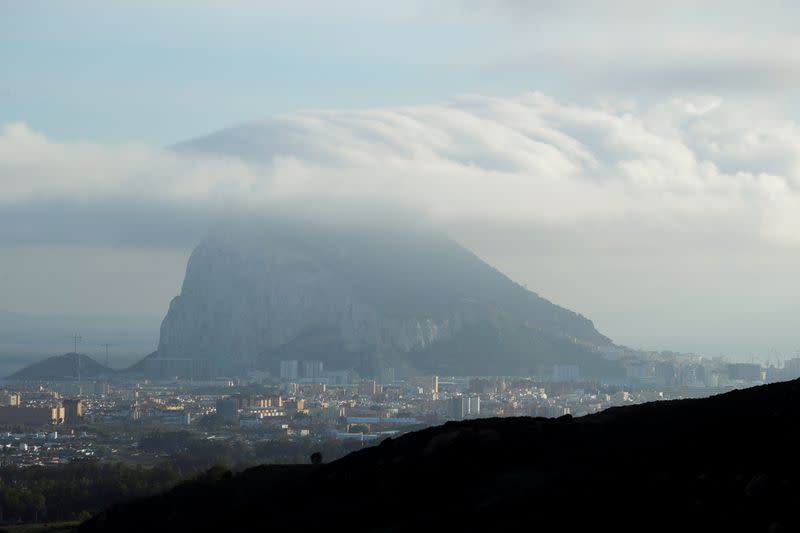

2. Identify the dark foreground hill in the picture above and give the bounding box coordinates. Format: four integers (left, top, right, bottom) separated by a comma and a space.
7, 353, 112, 380
83, 379, 800, 532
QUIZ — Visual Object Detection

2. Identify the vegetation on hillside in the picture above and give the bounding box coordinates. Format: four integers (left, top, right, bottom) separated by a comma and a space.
0, 433, 366, 525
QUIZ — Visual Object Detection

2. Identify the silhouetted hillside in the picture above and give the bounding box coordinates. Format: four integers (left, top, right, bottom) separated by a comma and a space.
82, 379, 800, 532
7, 353, 112, 380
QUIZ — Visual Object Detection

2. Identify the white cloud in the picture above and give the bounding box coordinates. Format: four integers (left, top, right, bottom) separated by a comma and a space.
5, 92, 799, 246
5, 92, 800, 356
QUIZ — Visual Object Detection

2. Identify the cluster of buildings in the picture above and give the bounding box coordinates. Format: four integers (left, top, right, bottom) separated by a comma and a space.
0, 390, 83, 427
618, 355, 783, 389
1, 349, 798, 467
0, 429, 94, 467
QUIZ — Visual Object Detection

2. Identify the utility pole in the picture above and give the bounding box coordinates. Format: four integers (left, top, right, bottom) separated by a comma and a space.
99, 343, 115, 369
71, 334, 82, 383
71, 334, 82, 354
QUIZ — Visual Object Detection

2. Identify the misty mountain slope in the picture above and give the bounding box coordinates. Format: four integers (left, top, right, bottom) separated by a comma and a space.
154, 219, 612, 376
81, 379, 800, 532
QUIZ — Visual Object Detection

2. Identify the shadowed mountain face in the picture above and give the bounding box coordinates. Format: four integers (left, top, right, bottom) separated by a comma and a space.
153, 219, 613, 376
7, 353, 112, 380
81, 379, 800, 532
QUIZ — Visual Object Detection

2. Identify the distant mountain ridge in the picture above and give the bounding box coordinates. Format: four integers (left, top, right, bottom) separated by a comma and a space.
151, 218, 616, 377
7, 352, 113, 380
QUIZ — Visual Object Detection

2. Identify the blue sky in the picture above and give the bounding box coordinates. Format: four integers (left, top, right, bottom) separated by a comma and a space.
8, 1, 799, 144
2, 2, 513, 143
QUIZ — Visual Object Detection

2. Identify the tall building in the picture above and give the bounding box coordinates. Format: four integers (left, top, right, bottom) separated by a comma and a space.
301, 360, 324, 380
324, 370, 352, 386
552, 364, 580, 383
379, 367, 396, 385
655, 362, 676, 386
447, 397, 466, 420
0, 390, 20, 407
467, 396, 481, 417
703, 367, 720, 387
785, 358, 800, 380
0, 406, 64, 426
415, 375, 439, 396
62, 399, 84, 425
280, 360, 299, 381
727, 363, 762, 382
285, 399, 305, 412
359, 380, 377, 397
447, 396, 480, 420
496, 379, 507, 394
215, 398, 239, 423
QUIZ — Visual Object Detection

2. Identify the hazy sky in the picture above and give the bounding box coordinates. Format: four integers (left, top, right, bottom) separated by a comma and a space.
2, 1, 799, 360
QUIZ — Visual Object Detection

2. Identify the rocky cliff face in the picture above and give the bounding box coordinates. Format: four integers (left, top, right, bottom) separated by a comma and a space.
157, 237, 450, 372
156, 220, 612, 376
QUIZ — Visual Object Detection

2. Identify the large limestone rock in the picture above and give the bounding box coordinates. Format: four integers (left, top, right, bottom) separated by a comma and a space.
155, 220, 613, 376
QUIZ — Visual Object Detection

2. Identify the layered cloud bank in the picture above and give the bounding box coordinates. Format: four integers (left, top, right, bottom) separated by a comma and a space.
2, 92, 800, 248
3, 92, 800, 355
